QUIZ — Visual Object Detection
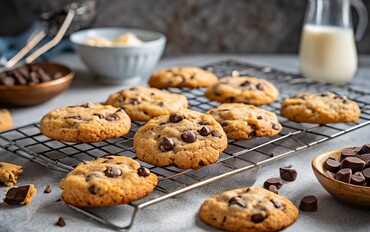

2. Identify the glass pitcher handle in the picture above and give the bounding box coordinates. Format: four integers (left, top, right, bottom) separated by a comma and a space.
351, 0, 368, 41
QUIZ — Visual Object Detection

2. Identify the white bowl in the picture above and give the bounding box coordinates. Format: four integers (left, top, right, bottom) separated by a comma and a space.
70, 28, 166, 84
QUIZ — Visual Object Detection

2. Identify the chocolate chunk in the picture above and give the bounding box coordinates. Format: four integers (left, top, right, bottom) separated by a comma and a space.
181, 130, 197, 143
341, 148, 357, 160
30, 72, 40, 84
256, 83, 264, 90
228, 196, 246, 208
137, 167, 150, 177
44, 185, 52, 193
169, 113, 183, 123
199, 126, 212, 136
211, 131, 221, 138
159, 137, 175, 151
105, 114, 120, 121
55, 217, 66, 227
221, 122, 228, 127
350, 172, 366, 185
271, 123, 279, 130
88, 185, 99, 194
38, 68, 52, 82
85, 173, 100, 181
93, 113, 104, 119
263, 178, 283, 190
104, 167, 122, 178
324, 170, 336, 179
324, 157, 341, 172
340, 157, 366, 172
13, 71, 27, 85
279, 167, 297, 181
270, 198, 282, 208
64, 115, 81, 120
4, 185, 31, 205
299, 195, 317, 212
362, 168, 370, 181
240, 80, 251, 86
359, 153, 370, 167
251, 211, 267, 223
335, 168, 352, 183
268, 185, 279, 194
357, 144, 370, 155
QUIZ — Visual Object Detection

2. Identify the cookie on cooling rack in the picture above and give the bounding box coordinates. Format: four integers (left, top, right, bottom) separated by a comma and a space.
133, 109, 228, 170
204, 76, 279, 106
148, 66, 218, 89
0, 162, 23, 187
207, 103, 282, 140
40, 103, 131, 143
199, 187, 299, 232
105, 86, 188, 121
280, 92, 361, 124
59, 155, 158, 206
0, 109, 13, 131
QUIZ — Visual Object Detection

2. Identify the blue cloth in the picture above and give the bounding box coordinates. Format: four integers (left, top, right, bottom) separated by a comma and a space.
0, 22, 73, 61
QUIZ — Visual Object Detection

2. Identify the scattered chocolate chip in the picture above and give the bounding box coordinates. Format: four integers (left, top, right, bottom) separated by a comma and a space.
4, 185, 31, 205
137, 167, 150, 177
271, 123, 279, 130
268, 185, 279, 194
256, 83, 264, 90
55, 217, 66, 227
199, 126, 212, 136
104, 167, 122, 178
270, 198, 282, 208
88, 185, 99, 194
55, 198, 62, 202
211, 131, 221, 138
105, 114, 120, 121
44, 185, 52, 193
351, 172, 366, 185
340, 157, 366, 172
341, 148, 356, 160
159, 137, 175, 152
324, 157, 341, 172
93, 113, 104, 119
228, 196, 246, 208
257, 116, 263, 120
64, 115, 81, 120
299, 195, 317, 212
263, 178, 283, 190
251, 212, 267, 223
279, 167, 297, 181
169, 113, 183, 123
240, 80, 251, 86
181, 130, 197, 143
335, 168, 352, 183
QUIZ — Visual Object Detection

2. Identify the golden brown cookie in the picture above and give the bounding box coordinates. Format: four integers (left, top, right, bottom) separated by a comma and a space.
105, 86, 188, 121
205, 76, 279, 105
148, 66, 218, 89
59, 155, 158, 206
0, 109, 13, 131
199, 187, 299, 232
133, 109, 228, 170
207, 103, 282, 140
280, 92, 361, 124
40, 103, 131, 143
0, 162, 23, 187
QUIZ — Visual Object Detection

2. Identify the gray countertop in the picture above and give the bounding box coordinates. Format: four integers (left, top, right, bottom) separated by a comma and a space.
1, 54, 370, 232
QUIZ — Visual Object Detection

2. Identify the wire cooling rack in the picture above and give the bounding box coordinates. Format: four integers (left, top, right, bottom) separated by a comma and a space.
1, 59, 370, 230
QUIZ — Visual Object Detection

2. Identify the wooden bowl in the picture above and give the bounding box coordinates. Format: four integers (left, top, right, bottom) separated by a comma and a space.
0, 62, 74, 106
312, 148, 370, 208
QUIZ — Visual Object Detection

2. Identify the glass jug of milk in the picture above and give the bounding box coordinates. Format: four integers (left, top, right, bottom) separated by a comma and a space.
299, 0, 368, 84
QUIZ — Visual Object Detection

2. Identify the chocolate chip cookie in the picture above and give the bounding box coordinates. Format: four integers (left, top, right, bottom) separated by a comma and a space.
280, 92, 361, 124
0, 162, 23, 187
0, 109, 13, 131
40, 103, 131, 143
133, 110, 228, 170
105, 86, 188, 121
4, 184, 37, 205
199, 187, 299, 232
205, 76, 279, 105
148, 66, 218, 89
207, 103, 282, 140
59, 155, 158, 206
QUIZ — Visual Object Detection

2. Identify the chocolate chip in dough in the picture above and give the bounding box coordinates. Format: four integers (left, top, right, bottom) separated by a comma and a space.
251, 211, 267, 223
169, 113, 183, 123
137, 167, 151, 177
299, 195, 317, 212
240, 80, 251, 86
105, 114, 120, 121
199, 126, 212, 136
228, 196, 246, 208
181, 130, 197, 143
256, 83, 264, 90
104, 167, 122, 178
159, 137, 175, 152
211, 131, 221, 138
88, 185, 100, 194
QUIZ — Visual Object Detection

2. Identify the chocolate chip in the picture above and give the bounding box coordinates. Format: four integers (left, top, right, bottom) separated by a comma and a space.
343, 100, 349, 104
320, 93, 328, 97
159, 122, 166, 126
335, 168, 352, 183
55, 217, 66, 227
221, 122, 228, 127
44, 185, 52, 193
240, 80, 251, 86
211, 131, 221, 138
299, 195, 317, 212
104, 167, 122, 178
158, 102, 164, 106
4, 185, 31, 205
268, 185, 279, 194
181, 130, 197, 143
169, 113, 183, 123
199, 126, 212, 136
80, 103, 91, 108
88, 185, 99, 194
130, 100, 140, 105
198, 160, 205, 166
228, 196, 246, 208
116, 109, 125, 113
93, 113, 104, 119
159, 137, 175, 152
341, 148, 356, 160
358, 153, 370, 167
198, 121, 209, 125
137, 167, 150, 177
363, 168, 370, 180
64, 115, 81, 120
350, 172, 366, 185
357, 144, 370, 155
105, 114, 120, 121
0, 76, 15, 86
270, 198, 282, 208
340, 157, 366, 172
257, 116, 263, 120
150, 92, 155, 96
263, 178, 283, 190
85, 173, 100, 181
271, 123, 279, 130
324, 157, 341, 172
325, 170, 336, 179
251, 212, 267, 223
55, 198, 62, 202
279, 167, 297, 181
256, 83, 264, 90
226, 97, 235, 102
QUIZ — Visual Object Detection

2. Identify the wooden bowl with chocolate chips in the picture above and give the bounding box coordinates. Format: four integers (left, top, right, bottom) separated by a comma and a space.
312, 146, 370, 208
0, 62, 74, 106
